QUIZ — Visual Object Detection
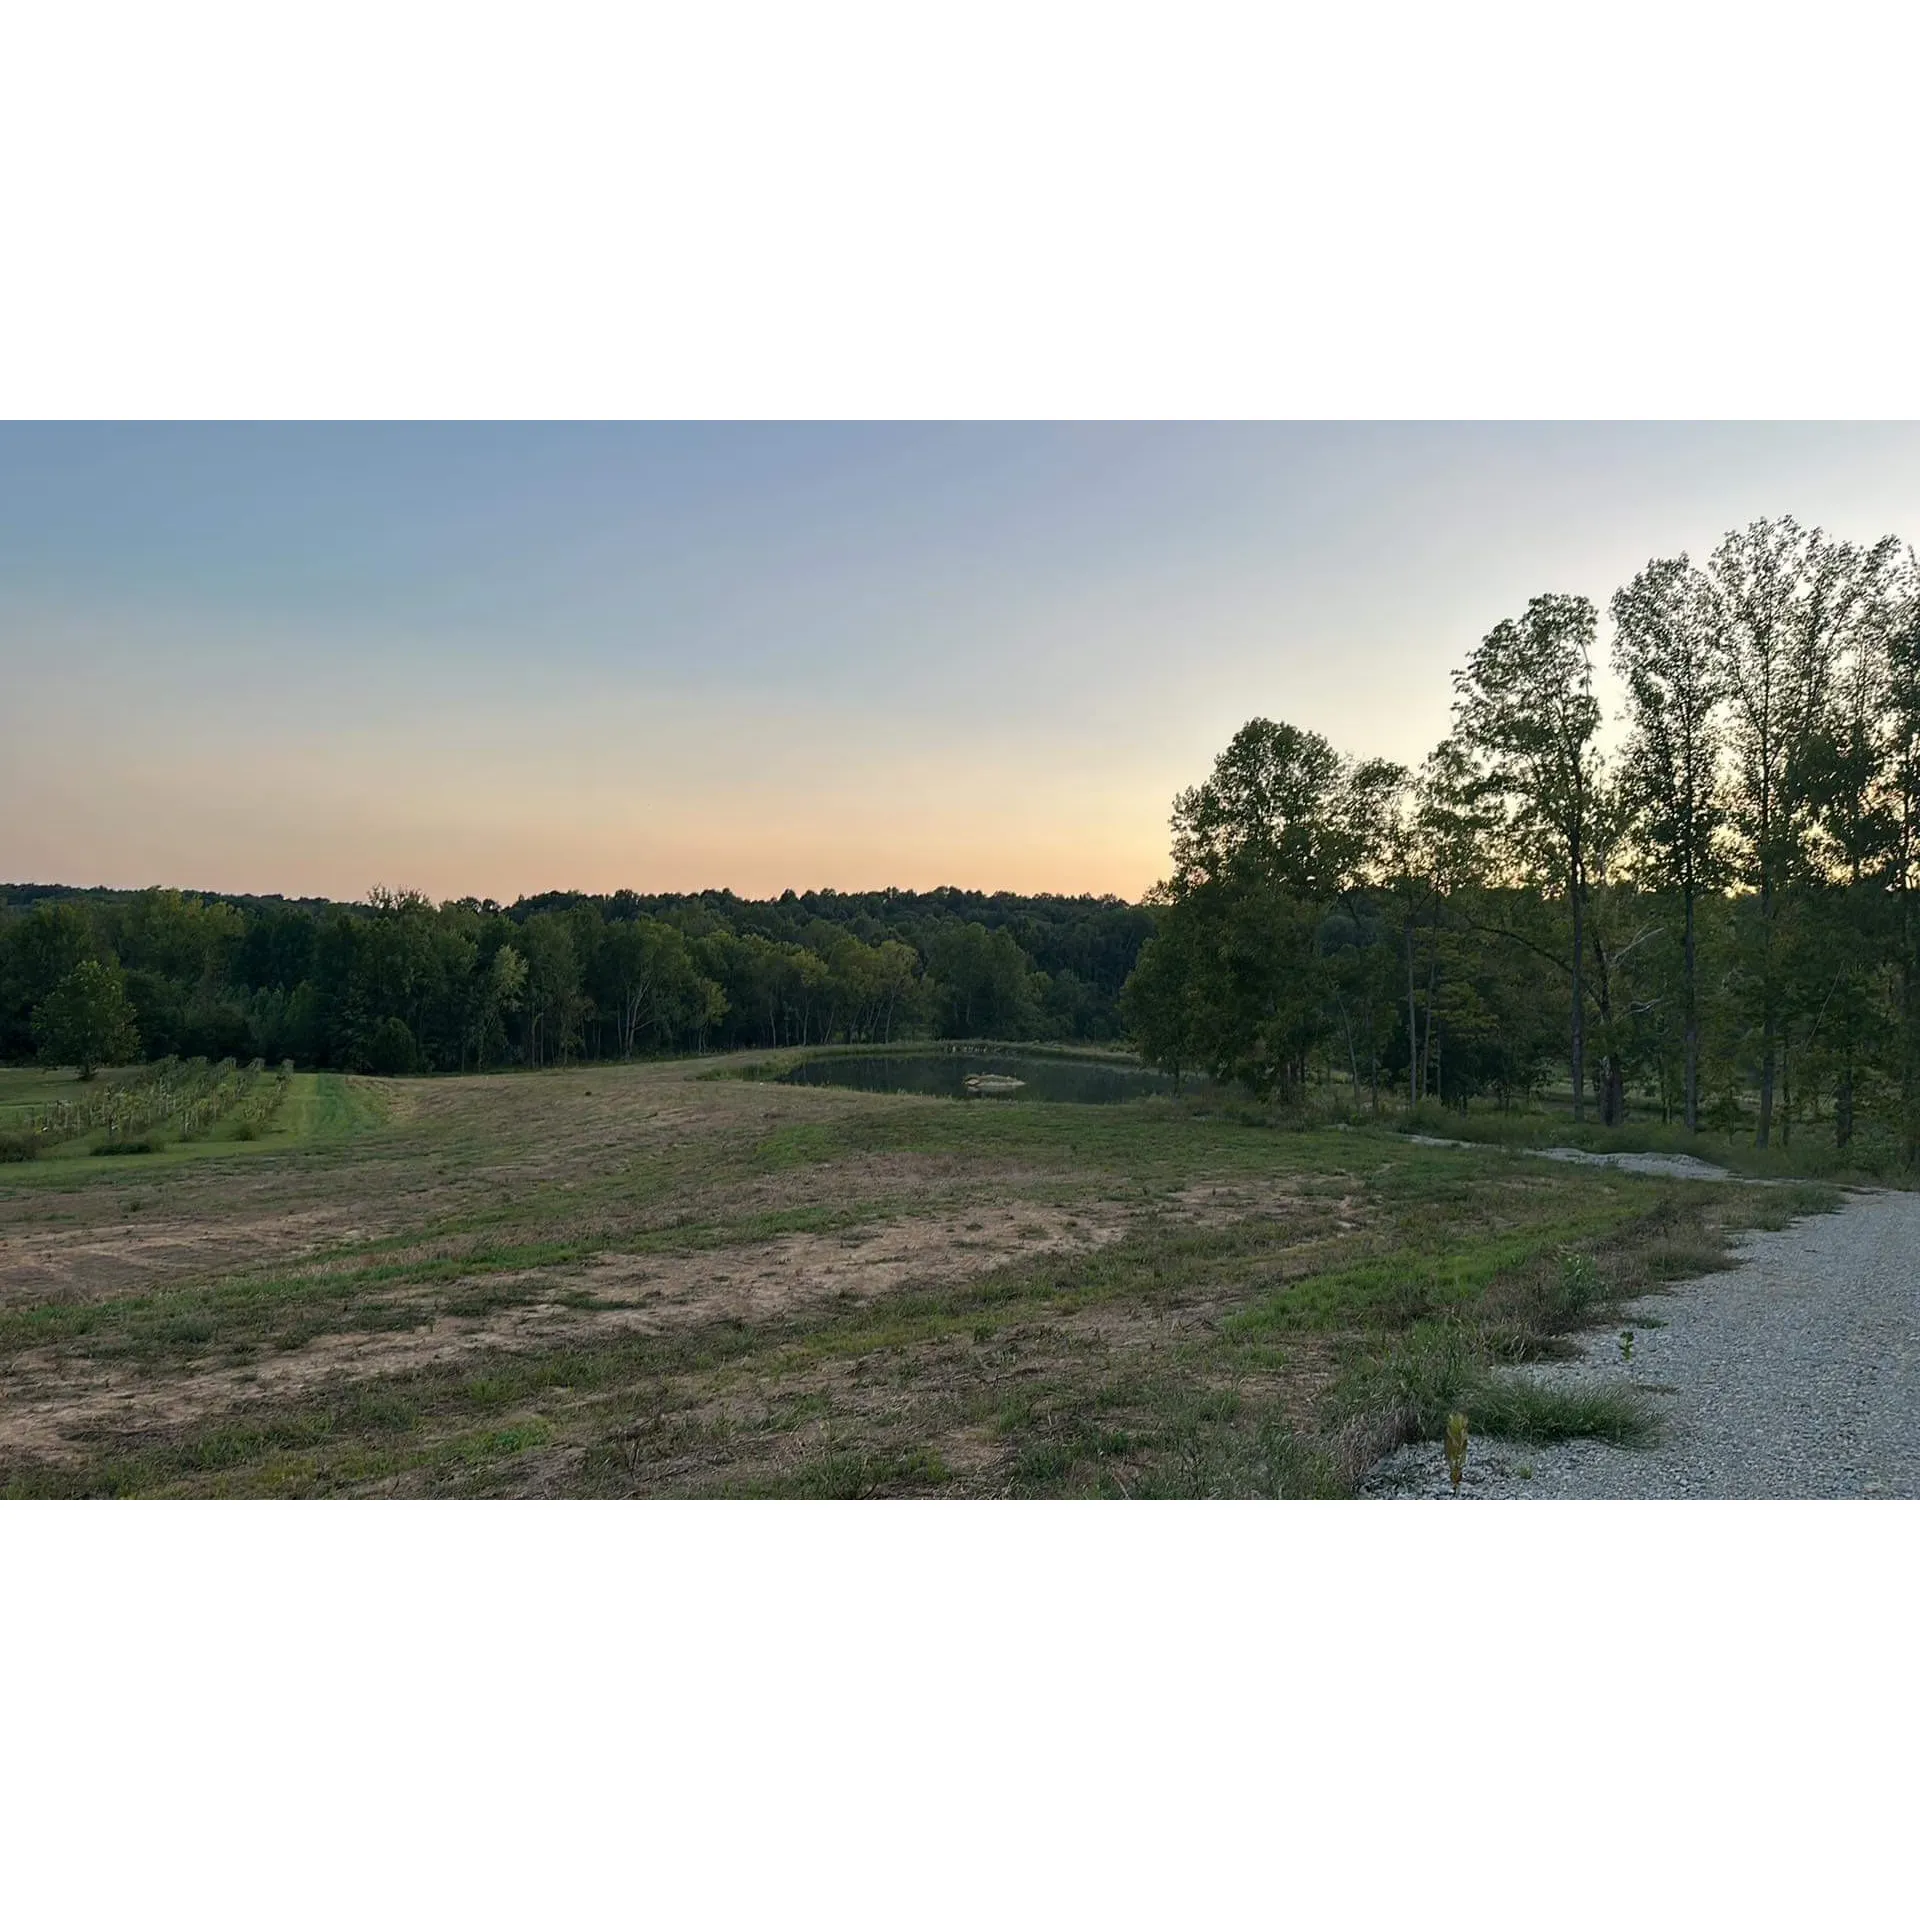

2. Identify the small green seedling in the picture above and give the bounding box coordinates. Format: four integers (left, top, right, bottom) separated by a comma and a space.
1444, 1411, 1469, 1492
1619, 1328, 1635, 1362
1559, 1250, 1600, 1321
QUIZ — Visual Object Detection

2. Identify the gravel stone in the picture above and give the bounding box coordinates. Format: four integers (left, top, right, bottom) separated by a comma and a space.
1365, 1187, 1920, 1500
1524, 1146, 1731, 1181
1405, 1135, 1733, 1181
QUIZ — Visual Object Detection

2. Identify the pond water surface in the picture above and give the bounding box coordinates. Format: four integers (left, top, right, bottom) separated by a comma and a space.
780, 1050, 1178, 1104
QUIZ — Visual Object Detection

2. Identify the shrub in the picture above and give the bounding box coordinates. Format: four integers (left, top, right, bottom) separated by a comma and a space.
362, 1018, 421, 1076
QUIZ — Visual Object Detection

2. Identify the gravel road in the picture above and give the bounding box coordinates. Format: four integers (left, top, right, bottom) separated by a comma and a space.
1366, 1187, 1920, 1499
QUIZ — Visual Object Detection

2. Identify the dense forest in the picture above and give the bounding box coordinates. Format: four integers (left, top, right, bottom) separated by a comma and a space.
1124, 516, 1920, 1161
0, 882, 1153, 1076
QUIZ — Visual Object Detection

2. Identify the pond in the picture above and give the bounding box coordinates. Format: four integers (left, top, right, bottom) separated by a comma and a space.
779, 1049, 1181, 1105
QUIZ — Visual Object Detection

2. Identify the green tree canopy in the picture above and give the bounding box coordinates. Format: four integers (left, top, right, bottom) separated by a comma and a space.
32, 960, 141, 1080
1168, 717, 1402, 901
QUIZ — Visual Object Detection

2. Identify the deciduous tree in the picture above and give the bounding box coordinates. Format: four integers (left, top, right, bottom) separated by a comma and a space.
1450, 594, 1603, 1121
1612, 553, 1725, 1130
32, 960, 140, 1079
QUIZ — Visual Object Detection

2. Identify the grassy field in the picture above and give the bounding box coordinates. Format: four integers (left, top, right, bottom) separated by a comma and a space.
0, 1054, 1839, 1497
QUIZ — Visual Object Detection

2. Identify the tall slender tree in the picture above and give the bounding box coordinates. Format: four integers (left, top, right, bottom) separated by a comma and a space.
1880, 546, 1920, 1164
1384, 740, 1494, 1109
1707, 517, 1815, 1147
1450, 594, 1603, 1122
1800, 535, 1902, 1146
1612, 554, 1725, 1132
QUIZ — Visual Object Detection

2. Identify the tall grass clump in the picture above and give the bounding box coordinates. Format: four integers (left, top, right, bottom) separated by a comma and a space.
1466, 1376, 1657, 1448
1326, 1315, 1662, 1490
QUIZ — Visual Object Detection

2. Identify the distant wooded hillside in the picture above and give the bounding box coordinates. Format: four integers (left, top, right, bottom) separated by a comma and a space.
0, 882, 1154, 1074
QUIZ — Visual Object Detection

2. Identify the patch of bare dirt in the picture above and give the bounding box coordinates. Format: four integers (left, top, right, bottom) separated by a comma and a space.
572, 1198, 1133, 1319
0, 1200, 1135, 1463
0, 1205, 375, 1303
1166, 1178, 1309, 1230
1162, 1176, 1365, 1234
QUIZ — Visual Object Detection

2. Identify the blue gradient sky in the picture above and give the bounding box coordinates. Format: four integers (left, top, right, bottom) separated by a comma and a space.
5, 423, 1919, 902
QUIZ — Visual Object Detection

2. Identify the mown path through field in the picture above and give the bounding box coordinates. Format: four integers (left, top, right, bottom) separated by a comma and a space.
1368, 1187, 1920, 1499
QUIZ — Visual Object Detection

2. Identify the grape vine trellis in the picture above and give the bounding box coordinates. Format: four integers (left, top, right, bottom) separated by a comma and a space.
17, 1057, 293, 1147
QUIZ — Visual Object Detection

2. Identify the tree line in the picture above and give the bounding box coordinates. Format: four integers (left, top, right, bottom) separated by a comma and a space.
0, 882, 1153, 1077
15, 510, 1912, 1162
1123, 516, 1920, 1162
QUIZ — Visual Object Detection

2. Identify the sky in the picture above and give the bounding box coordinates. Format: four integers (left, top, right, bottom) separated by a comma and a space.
4, 422, 1919, 905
